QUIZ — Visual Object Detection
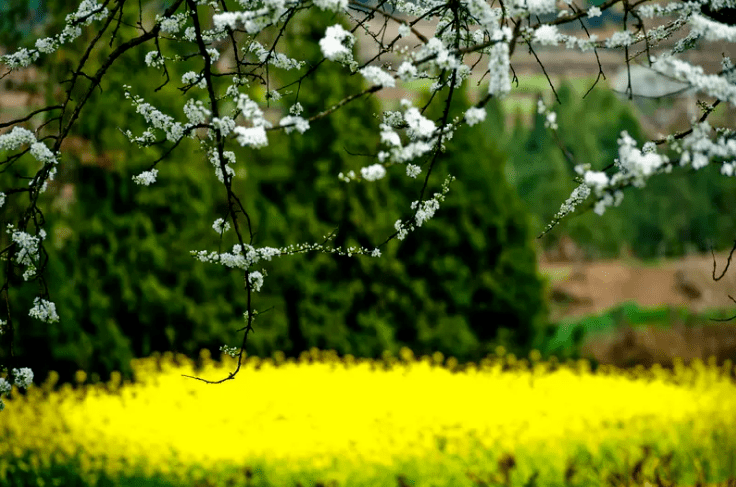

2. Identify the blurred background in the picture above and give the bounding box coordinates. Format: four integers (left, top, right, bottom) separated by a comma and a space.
1, 0, 736, 387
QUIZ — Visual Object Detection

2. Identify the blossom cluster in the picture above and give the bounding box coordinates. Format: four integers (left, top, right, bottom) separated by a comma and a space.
248, 41, 304, 70
191, 244, 282, 271
0, 367, 33, 412
28, 297, 60, 324
6, 224, 46, 279
212, 218, 231, 234
319, 24, 355, 65
395, 175, 455, 240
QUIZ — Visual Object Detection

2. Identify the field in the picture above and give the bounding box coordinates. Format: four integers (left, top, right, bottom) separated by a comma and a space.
2, 349, 736, 487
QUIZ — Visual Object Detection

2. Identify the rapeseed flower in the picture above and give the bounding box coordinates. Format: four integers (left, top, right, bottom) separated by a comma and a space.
0, 350, 734, 486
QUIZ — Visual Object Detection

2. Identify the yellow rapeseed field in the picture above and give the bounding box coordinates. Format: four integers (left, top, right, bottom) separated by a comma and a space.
1, 348, 736, 486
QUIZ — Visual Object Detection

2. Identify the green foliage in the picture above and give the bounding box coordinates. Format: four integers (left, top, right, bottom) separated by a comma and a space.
537, 301, 733, 361
4, 6, 547, 384
505, 83, 736, 259
230, 11, 548, 363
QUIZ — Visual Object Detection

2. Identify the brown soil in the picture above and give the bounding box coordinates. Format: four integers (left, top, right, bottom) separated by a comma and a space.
579, 319, 736, 369
540, 248, 736, 322
540, 239, 736, 368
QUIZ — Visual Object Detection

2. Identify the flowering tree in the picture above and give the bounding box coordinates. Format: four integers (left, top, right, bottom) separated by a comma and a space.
0, 0, 734, 406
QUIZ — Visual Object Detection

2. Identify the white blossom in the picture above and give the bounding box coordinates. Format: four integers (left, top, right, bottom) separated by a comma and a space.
397, 62, 418, 81
236, 94, 265, 123
584, 171, 609, 191
515, 0, 557, 15
606, 31, 634, 47
158, 13, 188, 33
248, 271, 264, 292
616, 131, 667, 184
464, 107, 487, 126
289, 103, 303, 116
361, 164, 387, 181
280, 115, 310, 134
722, 162, 736, 176
545, 112, 558, 130
406, 164, 422, 178
690, 14, 736, 42
132, 169, 158, 186
414, 198, 440, 226
651, 56, 736, 106
212, 218, 231, 234
534, 25, 561, 45
313, 0, 348, 11
144, 51, 164, 68
11, 368, 33, 389
359, 66, 395, 88
404, 108, 436, 138
182, 71, 206, 89
234, 126, 268, 148
35, 38, 58, 53
30, 142, 57, 164
380, 127, 402, 147
2, 48, 39, 68
0, 126, 37, 151
183, 98, 211, 125
192, 244, 281, 271
249, 42, 304, 70
320, 25, 354, 62
488, 42, 511, 97
206, 48, 220, 62
394, 219, 409, 240
211, 117, 235, 137
8, 225, 43, 267
587, 6, 602, 17
207, 149, 237, 183
28, 297, 59, 323
382, 111, 404, 128
220, 345, 239, 357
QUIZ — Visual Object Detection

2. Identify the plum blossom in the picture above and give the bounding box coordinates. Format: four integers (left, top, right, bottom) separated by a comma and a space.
132, 169, 158, 186
248, 271, 264, 292
404, 108, 436, 138
280, 115, 310, 134
212, 218, 231, 234
360, 66, 395, 88
320, 25, 354, 62
406, 164, 422, 178
313, 0, 348, 11
29, 297, 59, 323
464, 107, 487, 126
235, 126, 268, 148
534, 25, 561, 45
361, 164, 387, 181
488, 42, 511, 97
11, 368, 33, 389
